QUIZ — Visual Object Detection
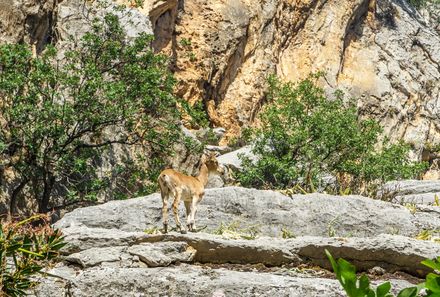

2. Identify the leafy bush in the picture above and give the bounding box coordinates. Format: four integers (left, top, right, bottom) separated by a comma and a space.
181, 101, 210, 129
0, 215, 65, 296
408, 0, 440, 9
237, 74, 427, 194
326, 250, 440, 297
0, 12, 185, 214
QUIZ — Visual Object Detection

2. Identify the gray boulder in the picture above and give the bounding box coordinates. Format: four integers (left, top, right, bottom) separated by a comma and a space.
381, 180, 440, 206
217, 146, 257, 170
31, 264, 416, 297
126, 241, 196, 267
56, 187, 440, 238
60, 226, 149, 253
140, 232, 439, 276
65, 246, 126, 268
56, 0, 153, 46
32, 265, 346, 297
382, 180, 440, 196
34, 186, 440, 296
394, 192, 440, 205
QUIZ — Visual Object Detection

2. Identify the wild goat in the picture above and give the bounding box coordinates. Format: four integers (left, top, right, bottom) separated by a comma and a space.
158, 153, 219, 234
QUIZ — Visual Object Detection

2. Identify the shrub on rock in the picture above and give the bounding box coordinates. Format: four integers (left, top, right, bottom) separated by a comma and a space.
237, 74, 427, 194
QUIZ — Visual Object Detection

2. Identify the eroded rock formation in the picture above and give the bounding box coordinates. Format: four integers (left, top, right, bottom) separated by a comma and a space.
31, 187, 440, 296
1, 0, 439, 150
162, 0, 440, 149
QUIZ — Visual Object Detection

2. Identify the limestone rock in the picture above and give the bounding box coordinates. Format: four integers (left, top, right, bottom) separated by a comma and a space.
394, 192, 440, 205
127, 241, 196, 267
32, 228, 432, 296
32, 265, 348, 297
56, 187, 440, 238
206, 173, 225, 188
56, 0, 153, 46
32, 264, 417, 297
46, 225, 440, 276
0, 0, 56, 51
65, 246, 126, 268
383, 180, 440, 195
294, 234, 440, 277
139, 232, 440, 276
35, 186, 440, 295
217, 146, 257, 170
60, 226, 150, 254
161, 0, 440, 150
382, 180, 440, 205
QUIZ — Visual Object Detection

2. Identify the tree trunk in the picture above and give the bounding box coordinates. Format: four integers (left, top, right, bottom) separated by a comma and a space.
9, 178, 29, 219
39, 173, 55, 213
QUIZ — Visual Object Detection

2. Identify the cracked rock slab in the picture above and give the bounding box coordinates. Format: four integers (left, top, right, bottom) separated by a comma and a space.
60, 226, 149, 254
59, 227, 440, 277
146, 233, 440, 277
65, 246, 126, 268
127, 241, 196, 267
56, 187, 440, 238
382, 180, 440, 196
31, 264, 416, 297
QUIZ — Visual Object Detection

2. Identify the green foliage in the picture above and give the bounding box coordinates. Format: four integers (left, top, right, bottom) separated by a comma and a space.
422, 257, 440, 296
281, 227, 296, 239
110, 155, 167, 200
408, 0, 440, 9
0, 12, 184, 213
132, 0, 145, 7
326, 250, 440, 297
181, 101, 210, 128
0, 215, 65, 296
228, 127, 253, 149
237, 74, 427, 194
178, 38, 197, 62
179, 38, 192, 47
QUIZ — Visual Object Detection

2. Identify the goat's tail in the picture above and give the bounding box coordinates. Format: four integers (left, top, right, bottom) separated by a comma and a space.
158, 173, 171, 197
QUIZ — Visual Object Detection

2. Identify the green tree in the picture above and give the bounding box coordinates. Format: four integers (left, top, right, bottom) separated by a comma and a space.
237, 74, 426, 194
0, 13, 183, 215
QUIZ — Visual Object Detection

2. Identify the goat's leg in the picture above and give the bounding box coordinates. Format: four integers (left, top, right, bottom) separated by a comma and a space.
189, 197, 198, 232
161, 192, 169, 233
184, 201, 191, 232
172, 190, 186, 234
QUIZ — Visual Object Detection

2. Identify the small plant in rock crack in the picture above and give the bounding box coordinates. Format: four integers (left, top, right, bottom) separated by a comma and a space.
281, 227, 296, 239
326, 250, 440, 297
0, 215, 65, 296
213, 221, 260, 240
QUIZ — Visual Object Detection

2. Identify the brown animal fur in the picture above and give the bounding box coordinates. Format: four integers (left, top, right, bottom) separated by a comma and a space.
158, 153, 219, 233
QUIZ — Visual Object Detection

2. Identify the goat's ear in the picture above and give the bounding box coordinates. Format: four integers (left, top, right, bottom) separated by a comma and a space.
210, 150, 220, 158
200, 154, 207, 163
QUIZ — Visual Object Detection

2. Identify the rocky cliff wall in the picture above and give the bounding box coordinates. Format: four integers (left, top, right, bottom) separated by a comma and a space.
1, 0, 439, 151
158, 0, 440, 151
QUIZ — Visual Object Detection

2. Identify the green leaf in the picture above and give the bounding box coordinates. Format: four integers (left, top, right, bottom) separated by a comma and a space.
376, 282, 392, 297
426, 273, 440, 293
396, 287, 418, 297
325, 249, 339, 275
422, 258, 440, 271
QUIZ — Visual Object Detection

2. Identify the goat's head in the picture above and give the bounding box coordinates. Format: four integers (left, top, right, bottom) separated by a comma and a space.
201, 152, 219, 171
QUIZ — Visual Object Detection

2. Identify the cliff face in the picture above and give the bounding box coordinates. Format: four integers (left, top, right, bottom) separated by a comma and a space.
1, 0, 439, 151
154, 0, 440, 151
0, 0, 56, 53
